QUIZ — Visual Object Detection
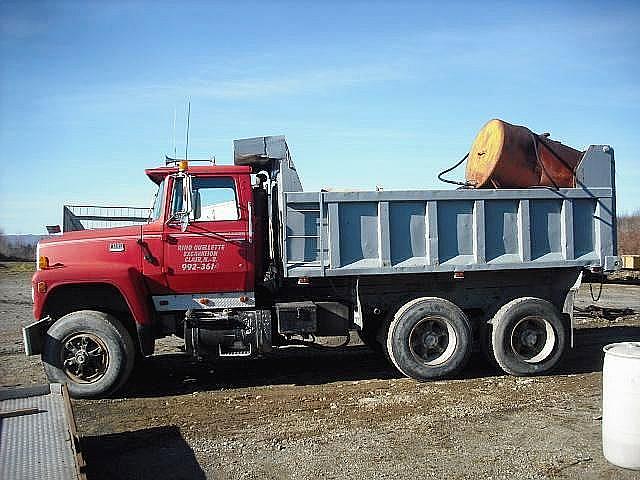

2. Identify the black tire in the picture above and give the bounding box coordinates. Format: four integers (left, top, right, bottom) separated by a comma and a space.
42, 310, 136, 399
386, 297, 472, 380
491, 297, 566, 376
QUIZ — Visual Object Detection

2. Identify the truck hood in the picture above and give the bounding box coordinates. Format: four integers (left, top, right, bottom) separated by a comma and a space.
37, 225, 143, 271
39, 225, 143, 244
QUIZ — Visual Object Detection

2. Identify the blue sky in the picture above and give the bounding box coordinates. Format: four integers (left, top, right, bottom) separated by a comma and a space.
1, 1, 638, 234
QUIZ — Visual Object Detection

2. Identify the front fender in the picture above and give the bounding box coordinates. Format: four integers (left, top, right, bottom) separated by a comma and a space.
32, 264, 155, 354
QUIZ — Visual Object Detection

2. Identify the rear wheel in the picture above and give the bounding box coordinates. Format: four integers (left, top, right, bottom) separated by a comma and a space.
42, 310, 135, 398
491, 297, 566, 376
386, 297, 472, 380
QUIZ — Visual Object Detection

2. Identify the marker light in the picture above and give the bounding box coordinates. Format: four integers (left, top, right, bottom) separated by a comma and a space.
38, 256, 49, 270
179, 160, 189, 172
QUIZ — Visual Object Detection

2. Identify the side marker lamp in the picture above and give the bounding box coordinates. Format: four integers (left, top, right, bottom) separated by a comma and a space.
38, 256, 49, 270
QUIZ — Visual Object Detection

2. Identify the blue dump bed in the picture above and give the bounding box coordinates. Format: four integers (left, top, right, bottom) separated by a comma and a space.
282, 145, 619, 278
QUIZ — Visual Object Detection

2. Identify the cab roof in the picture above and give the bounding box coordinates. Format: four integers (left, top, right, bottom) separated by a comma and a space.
144, 165, 252, 184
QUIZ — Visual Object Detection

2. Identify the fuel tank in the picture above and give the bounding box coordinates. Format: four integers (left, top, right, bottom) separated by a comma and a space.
465, 119, 583, 188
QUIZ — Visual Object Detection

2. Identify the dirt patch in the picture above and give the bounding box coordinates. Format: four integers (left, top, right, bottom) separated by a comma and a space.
2, 269, 639, 479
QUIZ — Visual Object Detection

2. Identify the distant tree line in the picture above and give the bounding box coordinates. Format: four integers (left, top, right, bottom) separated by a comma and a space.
0, 230, 37, 261
618, 210, 640, 255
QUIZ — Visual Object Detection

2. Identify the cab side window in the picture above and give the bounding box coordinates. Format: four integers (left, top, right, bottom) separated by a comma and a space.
192, 177, 239, 221
150, 179, 166, 222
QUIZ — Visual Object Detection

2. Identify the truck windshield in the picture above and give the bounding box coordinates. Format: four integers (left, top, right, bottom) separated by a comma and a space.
149, 179, 165, 222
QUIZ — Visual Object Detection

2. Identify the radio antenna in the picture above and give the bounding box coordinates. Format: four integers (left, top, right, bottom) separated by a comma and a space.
184, 101, 191, 161
172, 107, 177, 158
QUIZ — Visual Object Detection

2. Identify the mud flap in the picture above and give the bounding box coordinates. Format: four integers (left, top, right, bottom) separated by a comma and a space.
23, 316, 53, 356
562, 271, 583, 348
136, 323, 155, 356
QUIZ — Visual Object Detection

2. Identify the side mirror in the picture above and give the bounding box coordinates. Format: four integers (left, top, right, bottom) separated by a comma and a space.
179, 211, 189, 232
182, 173, 193, 215
166, 172, 194, 232
166, 210, 189, 231
193, 190, 201, 221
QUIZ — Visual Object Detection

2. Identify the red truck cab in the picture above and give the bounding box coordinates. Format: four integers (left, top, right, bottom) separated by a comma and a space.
27, 161, 266, 398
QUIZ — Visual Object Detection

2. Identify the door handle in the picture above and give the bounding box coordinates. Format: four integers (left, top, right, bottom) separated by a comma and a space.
137, 239, 157, 264
248, 201, 253, 244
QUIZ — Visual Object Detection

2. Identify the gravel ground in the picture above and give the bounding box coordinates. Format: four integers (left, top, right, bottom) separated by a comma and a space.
1, 263, 639, 480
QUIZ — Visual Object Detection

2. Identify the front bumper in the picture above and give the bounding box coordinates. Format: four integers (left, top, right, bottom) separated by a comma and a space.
23, 316, 53, 356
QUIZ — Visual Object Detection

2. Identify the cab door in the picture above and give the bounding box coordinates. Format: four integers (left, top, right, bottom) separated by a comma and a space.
163, 173, 254, 294
141, 178, 170, 294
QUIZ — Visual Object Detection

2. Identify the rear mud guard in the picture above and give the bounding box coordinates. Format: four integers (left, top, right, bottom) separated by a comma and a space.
562, 271, 583, 348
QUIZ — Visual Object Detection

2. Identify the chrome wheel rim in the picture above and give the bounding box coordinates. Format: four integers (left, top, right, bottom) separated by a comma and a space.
509, 316, 556, 364
409, 316, 457, 366
61, 333, 109, 383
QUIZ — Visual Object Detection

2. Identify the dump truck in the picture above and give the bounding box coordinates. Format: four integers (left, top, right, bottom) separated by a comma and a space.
23, 121, 620, 398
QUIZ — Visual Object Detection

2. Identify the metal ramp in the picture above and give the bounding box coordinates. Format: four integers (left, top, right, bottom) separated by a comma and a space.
0, 384, 86, 480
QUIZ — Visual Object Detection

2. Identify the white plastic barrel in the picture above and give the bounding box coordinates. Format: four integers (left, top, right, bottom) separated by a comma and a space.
602, 342, 640, 470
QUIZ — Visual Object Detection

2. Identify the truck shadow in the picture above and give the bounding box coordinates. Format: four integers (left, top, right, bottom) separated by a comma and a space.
81, 426, 205, 480
554, 324, 640, 375
121, 324, 640, 399
123, 344, 401, 398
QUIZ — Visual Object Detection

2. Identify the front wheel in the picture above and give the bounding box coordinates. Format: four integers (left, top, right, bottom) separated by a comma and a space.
386, 297, 472, 380
42, 310, 135, 398
491, 297, 566, 376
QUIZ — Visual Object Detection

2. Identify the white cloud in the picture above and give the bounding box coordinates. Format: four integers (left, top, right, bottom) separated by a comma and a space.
48, 63, 411, 109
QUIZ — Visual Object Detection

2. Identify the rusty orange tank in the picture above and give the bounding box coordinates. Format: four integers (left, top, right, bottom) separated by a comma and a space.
465, 119, 583, 188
